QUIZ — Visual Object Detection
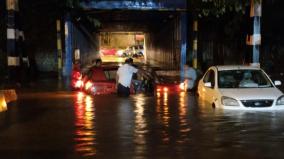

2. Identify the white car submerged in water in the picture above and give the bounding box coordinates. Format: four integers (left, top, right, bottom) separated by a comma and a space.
197, 65, 284, 110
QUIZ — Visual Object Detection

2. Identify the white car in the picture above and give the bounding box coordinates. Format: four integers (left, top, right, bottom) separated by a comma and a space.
197, 65, 284, 110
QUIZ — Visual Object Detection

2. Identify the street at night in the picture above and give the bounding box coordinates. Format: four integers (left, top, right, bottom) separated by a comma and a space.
2, 0, 284, 158
1, 79, 284, 159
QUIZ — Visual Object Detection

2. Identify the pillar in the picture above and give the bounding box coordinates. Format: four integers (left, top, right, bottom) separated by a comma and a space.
63, 14, 73, 77
192, 18, 198, 69
6, 0, 20, 83
180, 12, 187, 81
246, 0, 262, 65
56, 19, 63, 79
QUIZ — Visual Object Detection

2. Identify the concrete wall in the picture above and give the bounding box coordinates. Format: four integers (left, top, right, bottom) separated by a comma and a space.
23, 20, 99, 73
22, 21, 99, 73
72, 24, 100, 68
100, 33, 136, 49
0, 0, 6, 77
196, 14, 248, 72
146, 15, 180, 69
35, 50, 57, 72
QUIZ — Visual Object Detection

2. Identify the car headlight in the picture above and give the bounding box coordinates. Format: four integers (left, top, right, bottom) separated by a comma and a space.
85, 81, 93, 90
221, 96, 240, 106
276, 95, 284, 105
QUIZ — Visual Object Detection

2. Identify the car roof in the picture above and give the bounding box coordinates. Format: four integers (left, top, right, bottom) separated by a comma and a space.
213, 65, 261, 71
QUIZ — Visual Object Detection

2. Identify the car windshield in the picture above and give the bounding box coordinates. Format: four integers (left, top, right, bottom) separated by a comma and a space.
218, 69, 273, 88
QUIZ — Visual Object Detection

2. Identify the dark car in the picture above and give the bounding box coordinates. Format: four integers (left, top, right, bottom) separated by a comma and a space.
131, 68, 187, 94
152, 69, 187, 94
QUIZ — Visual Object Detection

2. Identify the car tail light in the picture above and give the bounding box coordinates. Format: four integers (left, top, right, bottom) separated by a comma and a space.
163, 87, 168, 92
156, 86, 169, 92
85, 81, 93, 90
75, 80, 84, 88
156, 86, 162, 92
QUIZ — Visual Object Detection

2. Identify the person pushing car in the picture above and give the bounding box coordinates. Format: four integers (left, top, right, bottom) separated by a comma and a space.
116, 58, 149, 97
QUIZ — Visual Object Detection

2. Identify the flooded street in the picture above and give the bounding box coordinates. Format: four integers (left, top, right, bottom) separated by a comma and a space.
1, 81, 284, 159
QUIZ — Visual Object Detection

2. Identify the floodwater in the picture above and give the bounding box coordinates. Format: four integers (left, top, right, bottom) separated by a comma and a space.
1, 84, 284, 159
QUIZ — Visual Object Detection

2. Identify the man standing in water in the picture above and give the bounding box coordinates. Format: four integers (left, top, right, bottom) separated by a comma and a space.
116, 58, 148, 97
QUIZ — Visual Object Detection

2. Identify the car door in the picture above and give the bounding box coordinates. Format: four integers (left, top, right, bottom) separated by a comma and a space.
198, 68, 216, 105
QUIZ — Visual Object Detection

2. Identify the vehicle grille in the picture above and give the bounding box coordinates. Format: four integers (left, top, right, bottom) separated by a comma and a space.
241, 100, 274, 107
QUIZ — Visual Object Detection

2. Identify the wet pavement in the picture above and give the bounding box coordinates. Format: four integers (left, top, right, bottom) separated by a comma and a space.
1, 79, 284, 159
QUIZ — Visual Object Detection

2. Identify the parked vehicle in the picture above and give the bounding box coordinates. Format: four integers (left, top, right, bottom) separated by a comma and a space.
122, 45, 144, 58
197, 65, 284, 110
143, 69, 187, 94
100, 48, 117, 56
81, 65, 138, 95
74, 64, 187, 95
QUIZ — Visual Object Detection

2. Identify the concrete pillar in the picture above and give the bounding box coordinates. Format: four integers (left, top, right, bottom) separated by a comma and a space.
246, 0, 262, 65
63, 14, 73, 77
6, 0, 20, 82
180, 12, 187, 81
192, 18, 198, 69
56, 19, 63, 79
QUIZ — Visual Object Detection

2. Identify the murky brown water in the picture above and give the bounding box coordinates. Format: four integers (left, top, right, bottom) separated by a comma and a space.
1, 90, 284, 159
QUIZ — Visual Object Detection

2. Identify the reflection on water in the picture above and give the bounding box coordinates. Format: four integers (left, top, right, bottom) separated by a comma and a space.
178, 92, 191, 138
121, 93, 195, 157
157, 91, 169, 128
134, 94, 147, 141
133, 94, 147, 156
155, 92, 194, 146
193, 97, 284, 158
7, 80, 284, 159
156, 92, 170, 143
71, 91, 284, 158
74, 92, 96, 157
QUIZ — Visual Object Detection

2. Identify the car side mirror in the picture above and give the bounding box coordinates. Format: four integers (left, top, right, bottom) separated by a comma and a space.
204, 82, 212, 88
274, 80, 282, 86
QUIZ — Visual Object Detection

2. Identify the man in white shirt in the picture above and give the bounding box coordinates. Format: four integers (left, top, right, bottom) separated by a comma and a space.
116, 58, 139, 96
